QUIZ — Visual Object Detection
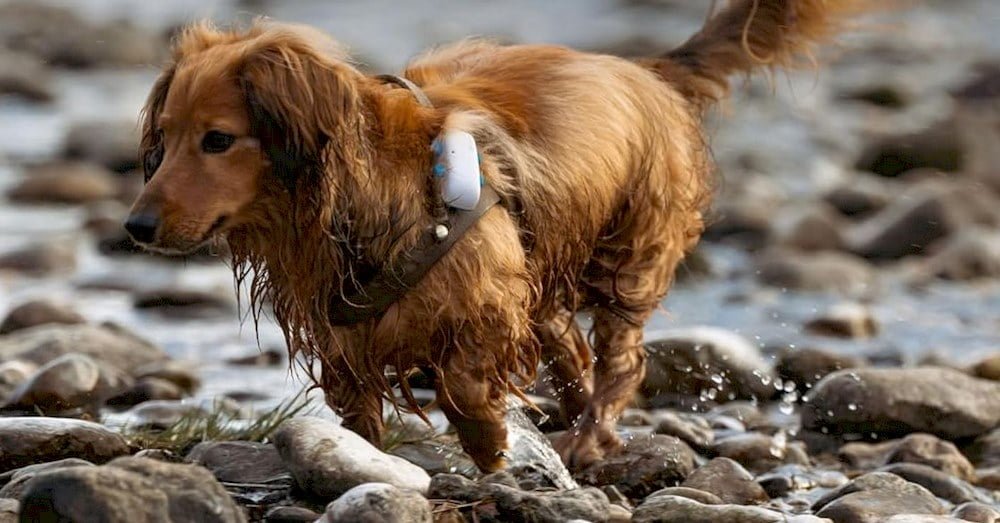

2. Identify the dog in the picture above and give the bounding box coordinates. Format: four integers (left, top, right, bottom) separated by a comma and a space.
126, 0, 871, 471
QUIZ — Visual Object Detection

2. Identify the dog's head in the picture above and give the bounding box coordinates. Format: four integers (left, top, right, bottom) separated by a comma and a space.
126, 21, 364, 254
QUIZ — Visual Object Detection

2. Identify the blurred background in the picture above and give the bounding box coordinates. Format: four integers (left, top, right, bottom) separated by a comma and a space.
0, 0, 998, 417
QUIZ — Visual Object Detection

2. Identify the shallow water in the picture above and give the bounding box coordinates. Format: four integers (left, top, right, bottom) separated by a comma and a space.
1, 0, 999, 417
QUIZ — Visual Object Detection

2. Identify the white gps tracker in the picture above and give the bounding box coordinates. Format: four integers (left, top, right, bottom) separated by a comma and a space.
432, 130, 482, 211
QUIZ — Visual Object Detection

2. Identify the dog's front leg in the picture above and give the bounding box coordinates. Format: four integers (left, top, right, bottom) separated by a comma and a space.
320, 358, 385, 445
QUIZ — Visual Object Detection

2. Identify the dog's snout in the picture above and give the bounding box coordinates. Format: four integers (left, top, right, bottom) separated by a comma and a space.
124, 213, 160, 244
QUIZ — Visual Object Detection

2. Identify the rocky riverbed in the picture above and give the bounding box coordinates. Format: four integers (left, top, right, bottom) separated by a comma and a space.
1, 0, 1000, 521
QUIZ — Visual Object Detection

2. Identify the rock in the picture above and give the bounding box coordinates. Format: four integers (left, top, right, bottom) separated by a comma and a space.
389, 440, 477, 477
802, 367, 1000, 440
133, 361, 201, 394
273, 416, 430, 499
429, 473, 612, 522
755, 249, 876, 294
0, 1, 161, 69
847, 181, 1000, 260
226, 349, 284, 367
0, 498, 16, 522
133, 288, 235, 318
804, 303, 879, 339
186, 441, 291, 485
966, 428, 1000, 467
105, 377, 185, 407
0, 49, 52, 102
631, 495, 796, 523
823, 177, 893, 219
620, 408, 653, 427
19, 457, 245, 522
0, 323, 167, 375
923, 229, 1000, 280
855, 123, 964, 177
324, 483, 431, 523
755, 464, 848, 498
643, 327, 776, 405
885, 434, 976, 482
0, 360, 36, 399
0, 417, 128, 473
7, 162, 118, 204
976, 466, 1000, 490
711, 432, 810, 474
0, 243, 76, 277
838, 440, 900, 471
839, 83, 911, 109
702, 201, 772, 250
0, 458, 94, 499
0, 300, 85, 336
2, 353, 129, 413
771, 203, 848, 252
880, 517, 966, 522
952, 502, 1000, 523
970, 354, 1000, 382
651, 410, 714, 451
878, 463, 990, 506
63, 120, 142, 173
263, 505, 322, 522
645, 486, 724, 505
574, 434, 697, 499
680, 458, 768, 505
120, 398, 241, 431
813, 472, 946, 522
775, 348, 865, 390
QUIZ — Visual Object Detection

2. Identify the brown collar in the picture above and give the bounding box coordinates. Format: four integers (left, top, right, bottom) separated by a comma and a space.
327, 75, 502, 326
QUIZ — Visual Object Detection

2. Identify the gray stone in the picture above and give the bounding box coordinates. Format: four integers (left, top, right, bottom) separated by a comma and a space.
19, 457, 245, 522
0, 243, 76, 277
923, 229, 1000, 280
0, 324, 167, 375
273, 416, 430, 499
429, 473, 611, 523
755, 464, 848, 498
0, 498, 17, 522
885, 433, 976, 482
776, 348, 864, 391
681, 458, 768, 505
325, 483, 431, 523
132, 361, 201, 394
651, 410, 714, 451
812, 472, 946, 522
631, 495, 800, 523
0, 458, 94, 499
0, 300, 84, 335
574, 434, 697, 499
645, 486, 724, 505
0, 418, 128, 473
804, 303, 878, 339
0, 49, 52, 102
802, 367, 1000, 440
952, 501, 1000, 523
186, 441, 290, 485
711, 432, 810, 474
3, 353, 130, 413
755, 249, 876, 295
7, 162, 119, 204
878, 463, 991, 506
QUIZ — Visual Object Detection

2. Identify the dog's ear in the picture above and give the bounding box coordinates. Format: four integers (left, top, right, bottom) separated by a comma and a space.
239, 29, 364, 187
139, 66, 174, 184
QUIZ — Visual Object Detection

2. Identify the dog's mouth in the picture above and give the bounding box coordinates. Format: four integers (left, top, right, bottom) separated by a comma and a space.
140, 215, 231, 256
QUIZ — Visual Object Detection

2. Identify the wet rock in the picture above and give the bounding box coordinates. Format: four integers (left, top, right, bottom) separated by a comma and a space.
952, 502, 1000, 523
838, 440, 900, 471
970, 354, 1000, 382
186, 441, 291, 485
0, 243, 76, 277
878, 463, 989, 506
0, 360, 36, 399
575, 434, 697, 499
273, 416, 430, 499
0, 498, 16, 521
975, 466, 1000, 490
0, 49, 52, 103
120, 398, 240, 430
0, 417, 128, 473
803, 367, 1000, 440
680, 458, 768, 505
64, 120, 142, 173
7, 162, 118, 204
823, 177, 893, 219
855, 123, 963, 177
755, 249, 876, 294
847, 181, 1000, 260
966, 428, 1000, 468
651, 410, 714, 451
19, 456, 245, 523
645, 486, 724, 505
105, 377, 185, 407
885, 433, 976, 482
324, 483, 431, 523
632, 494, 809, 523
429, 473, 612, 523
0, 323, 167, 374
702, 201, 772, 250
133, 360, 201, 394
263, 505, 322, 522
620, 408, 653, 426
880, 516, 966, 522
643, 327, 776, 405
813, 472, 946, 522
389, 440, 477, 477
755, 464, 848, 498
0, 300, 85, 336
711, 432, 810, 474
226, 348, 285, 367
0, 458, 94, 499
922, 229, 1000, 281
771, 203, 848, 252
804, 303, 879, 339
2, 353, 130, 413
776, 347, 865, 390
133, 287, 235, 318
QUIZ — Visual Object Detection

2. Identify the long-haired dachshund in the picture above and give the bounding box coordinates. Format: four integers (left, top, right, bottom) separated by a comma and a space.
126, 1, 871, 471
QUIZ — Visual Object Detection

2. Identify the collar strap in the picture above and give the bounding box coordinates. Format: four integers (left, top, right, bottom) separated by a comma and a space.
327, 74, 502, 326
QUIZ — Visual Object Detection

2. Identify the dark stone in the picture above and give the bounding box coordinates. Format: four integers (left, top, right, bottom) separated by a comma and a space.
428, 473, 611, 523
680, 458, 768, 505
574, 434, 698, 499
0, 300, 85, 335
0, 418, 128, 474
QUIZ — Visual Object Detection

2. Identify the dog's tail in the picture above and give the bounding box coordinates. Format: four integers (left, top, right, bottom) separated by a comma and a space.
645, 0, 874, 109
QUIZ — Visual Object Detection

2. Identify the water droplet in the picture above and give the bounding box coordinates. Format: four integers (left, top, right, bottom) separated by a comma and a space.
847, 403, 858, 411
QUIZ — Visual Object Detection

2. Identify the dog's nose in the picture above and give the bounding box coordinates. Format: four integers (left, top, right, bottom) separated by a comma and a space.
124, 213, 160, 244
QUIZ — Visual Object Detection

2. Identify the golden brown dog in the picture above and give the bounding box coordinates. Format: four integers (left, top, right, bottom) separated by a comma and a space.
127, 0, 871, 471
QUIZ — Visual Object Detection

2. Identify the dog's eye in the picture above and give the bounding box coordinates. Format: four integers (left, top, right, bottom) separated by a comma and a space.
201, 131, 235, 154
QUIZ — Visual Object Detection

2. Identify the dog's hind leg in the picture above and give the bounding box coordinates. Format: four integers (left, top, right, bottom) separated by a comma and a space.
536, 306, 593, 428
